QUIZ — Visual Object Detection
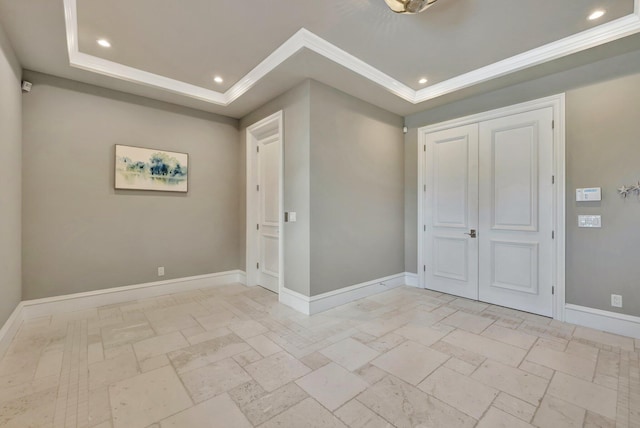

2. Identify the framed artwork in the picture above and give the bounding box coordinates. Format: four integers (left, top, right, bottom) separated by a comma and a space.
115, 145, 188, 192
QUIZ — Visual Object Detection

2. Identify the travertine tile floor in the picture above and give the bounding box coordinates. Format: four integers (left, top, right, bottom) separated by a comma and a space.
1, 284, 639, 428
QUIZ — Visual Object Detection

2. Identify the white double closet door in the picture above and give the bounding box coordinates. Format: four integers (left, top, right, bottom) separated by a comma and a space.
424, 107, 554, 316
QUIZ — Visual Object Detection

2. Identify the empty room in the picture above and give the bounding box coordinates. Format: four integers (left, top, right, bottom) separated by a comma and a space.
0, 0, 639, 427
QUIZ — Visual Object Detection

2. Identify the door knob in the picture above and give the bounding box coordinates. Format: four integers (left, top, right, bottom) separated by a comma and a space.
464, 229, 477, 238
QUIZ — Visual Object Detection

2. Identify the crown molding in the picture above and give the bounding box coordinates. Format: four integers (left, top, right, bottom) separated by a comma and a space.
63, 0, 640, 108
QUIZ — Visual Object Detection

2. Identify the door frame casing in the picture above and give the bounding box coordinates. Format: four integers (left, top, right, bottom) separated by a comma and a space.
417, 94, 566, 321
246, 110, 284, 294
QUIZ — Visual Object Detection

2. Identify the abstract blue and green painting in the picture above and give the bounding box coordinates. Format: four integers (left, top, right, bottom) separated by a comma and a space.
115, 145, 188, 192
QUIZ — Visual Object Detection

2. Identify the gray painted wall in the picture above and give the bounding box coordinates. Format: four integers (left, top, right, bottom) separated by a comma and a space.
240, 81, 311, 296
404, 48, 640, 317
0, 24, 22, 325
22, 71, 242, 299
309, 81, 404, 296
565, 73, 640, 316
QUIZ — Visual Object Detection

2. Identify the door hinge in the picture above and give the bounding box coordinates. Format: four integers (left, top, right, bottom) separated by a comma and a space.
423, 225, 426, 232
423, 265, 426, 272
257, 184, 260, 191
552, 231, 555, 239
256, 262, 260, 269
552, 175, 555, 184
256, 146, 260, 153
256, 224, 259, 230
424, 145, 426, 152
424, 184, 427, 192
552, 286, 555, 295
552, 120, 555, 129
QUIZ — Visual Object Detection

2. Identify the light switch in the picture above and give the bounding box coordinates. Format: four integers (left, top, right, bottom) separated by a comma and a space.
289, 212, 297, 222
578, 215, 601, 228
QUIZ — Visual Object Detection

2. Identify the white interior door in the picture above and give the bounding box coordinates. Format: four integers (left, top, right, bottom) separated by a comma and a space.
478, 108, 554, 316
247, 111, 282, 295
255, 134, 280, 293
423, 107, 554, 316
424, 124, 479, 300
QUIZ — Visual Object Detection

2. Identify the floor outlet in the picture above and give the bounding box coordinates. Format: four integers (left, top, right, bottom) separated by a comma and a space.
158, 266, 165, 277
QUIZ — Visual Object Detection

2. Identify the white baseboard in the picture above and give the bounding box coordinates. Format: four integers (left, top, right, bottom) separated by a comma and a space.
22, 270, 246, 319
565, 304, 640, 340
279, 272, 408, 315
405, 272, 419, 288
279, 288, 311, 315
0, 303, 25, 359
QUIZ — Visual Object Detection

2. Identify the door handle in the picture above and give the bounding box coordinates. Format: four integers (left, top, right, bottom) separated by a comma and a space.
464, 229, 477, 238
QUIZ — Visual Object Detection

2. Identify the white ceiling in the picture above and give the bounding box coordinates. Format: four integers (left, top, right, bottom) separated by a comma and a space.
0, 0, 638, 118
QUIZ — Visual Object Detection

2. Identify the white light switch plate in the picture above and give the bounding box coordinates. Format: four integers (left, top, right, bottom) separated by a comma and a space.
578, 215, 601, 228
289, 212, 297, 222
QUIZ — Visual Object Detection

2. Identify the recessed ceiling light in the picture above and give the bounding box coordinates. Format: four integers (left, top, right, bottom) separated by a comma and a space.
214, 76, 224, 84
588, 9, 605, 20
418, 77, 428, 85
97, 39, 111, 48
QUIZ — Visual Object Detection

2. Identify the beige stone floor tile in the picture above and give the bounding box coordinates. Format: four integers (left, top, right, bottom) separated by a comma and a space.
233, 381, 308, 426
547, 372, 618, 420
584, 410, 616, 427
526, 342, 596, 380
393, 323, 453, 347
258, 397, 347, 428
228, 319, 269, 339
133, 331, 188, 362
354, 363, 388, 385
109, 366, 192, 428
418, 366, 498, 419
296, 362, 368, 411
356, 376, 476, 428
89, 352, 139, 391
447, 297, 490, 313
477, 406, 535, 428
2, 284, 639, 428
103, 343, 135, 360
185, 326, 232, 345
482, 324, 537, 350
366, 332, 406, 353
246, 334, 283, 357
430, 340, 487, 367
167, 333, 250, 373
88, 386, 112, 427
179, 357, 251, 403
334, 400, 392, 428
371, 340, 449, 385
441, 310, 495, 334
472, 359, 549, 405
88, 341, 105, 365
532, 395, 585, 428
493, 392, 537, 423
244, 351, 311, 392
443, 357, 477, 376
34, 348, 64, 379
233, 349, 263, 367
0, 386, 57, 427
299, 351, 332, 370
573, 327, 635, 351
320, 337, 379, 371
159, 393, 251, 428
443, 329, 527, 367
147, 314, 199, 335
101, 321, 156, 349
140, 354, 170, 373
519, 360, 555, 380
195, 310, 241, 330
